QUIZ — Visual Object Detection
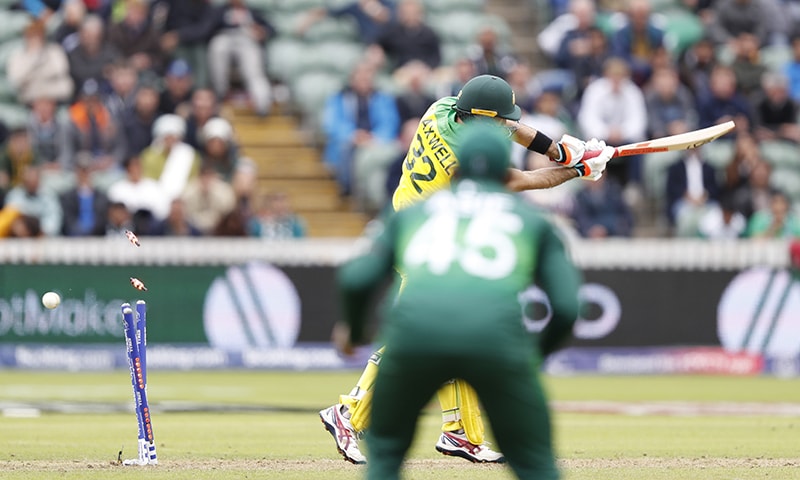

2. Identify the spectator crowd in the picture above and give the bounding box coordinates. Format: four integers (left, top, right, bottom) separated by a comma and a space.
0, 0, 306, 240
1, 0, 800, 241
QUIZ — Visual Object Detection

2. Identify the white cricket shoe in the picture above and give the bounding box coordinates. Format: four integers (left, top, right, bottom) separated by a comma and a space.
435, 431, 506, 463
319, 404, 366, 464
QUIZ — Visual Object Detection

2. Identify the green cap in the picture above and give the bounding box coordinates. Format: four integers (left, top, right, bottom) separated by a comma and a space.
455, 121, 512, 182
454, 75, 522, 121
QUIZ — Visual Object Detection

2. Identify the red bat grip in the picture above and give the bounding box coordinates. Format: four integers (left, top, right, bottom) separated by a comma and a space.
581, 147, 619, 160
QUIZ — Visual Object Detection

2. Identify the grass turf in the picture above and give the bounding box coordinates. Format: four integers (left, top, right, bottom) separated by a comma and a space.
0, 371, 798, 479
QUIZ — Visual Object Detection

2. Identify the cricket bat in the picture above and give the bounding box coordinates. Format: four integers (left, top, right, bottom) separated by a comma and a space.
582, 121, 736, 159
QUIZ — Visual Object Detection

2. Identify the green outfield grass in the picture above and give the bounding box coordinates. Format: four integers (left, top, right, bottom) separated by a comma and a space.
0, 371, 798, 479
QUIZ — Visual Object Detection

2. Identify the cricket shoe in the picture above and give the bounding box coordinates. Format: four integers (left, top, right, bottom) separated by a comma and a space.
319, 404, 366, 465
435, 431, 506, 463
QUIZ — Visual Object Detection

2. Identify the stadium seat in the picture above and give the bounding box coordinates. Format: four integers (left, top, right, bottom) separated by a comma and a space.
441, 42, 469, 66
483, 14, 513, 46
298, 41, 365, 77
770, 167, 800, 202
270, 0, 326, 14
661, 8, 703, 55
759, 139, 800, 169
430, 11, 484, 44
0, 11, 31, 44
423, 0, 485, 14
292, 70, 345, 122
431, 12, 512, 50
595, 11, 628, 36
648, 0, 682, 12
0, 102, 29, 129
642, 150, 681, 204
715, 43, 735, 66
701, 139, 736, 170
266, 38, 309, 82
0, 39, 23, 74
269, 12, 301, 37
760, 44, 792, 72
373, 71, 401, 96
299, 16, 358, 43
245, 0, 279, 14
0, 76, 15, 103
353, 141, 402, 212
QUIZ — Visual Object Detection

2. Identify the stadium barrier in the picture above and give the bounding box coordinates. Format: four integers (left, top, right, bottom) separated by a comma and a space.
0, 237, 797, 375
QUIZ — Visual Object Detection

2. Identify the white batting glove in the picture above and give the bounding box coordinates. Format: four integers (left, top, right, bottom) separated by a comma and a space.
574, 146, 615, 181
554, 134, 586, 168
584, 138, 607, 151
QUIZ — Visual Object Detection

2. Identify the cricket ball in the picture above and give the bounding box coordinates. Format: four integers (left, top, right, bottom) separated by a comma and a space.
42, 291, 61, 309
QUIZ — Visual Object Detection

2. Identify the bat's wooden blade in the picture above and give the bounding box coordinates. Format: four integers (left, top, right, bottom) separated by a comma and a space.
613, 121, 736, 157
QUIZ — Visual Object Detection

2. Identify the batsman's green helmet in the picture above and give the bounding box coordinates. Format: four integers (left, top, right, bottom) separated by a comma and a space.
455, 121, 512, 182
454, 74, 522, 121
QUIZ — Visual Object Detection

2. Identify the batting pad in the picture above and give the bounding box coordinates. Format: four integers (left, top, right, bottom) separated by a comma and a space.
437, 379, 485, 445
339, 347, 384, 433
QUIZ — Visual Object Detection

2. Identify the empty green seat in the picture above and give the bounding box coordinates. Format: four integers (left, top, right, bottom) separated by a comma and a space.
441, 42, 468, 66
0, 102, 29, 129
761, 44, 792, 72
661, 8, 703, 55
299, 41, 365, 77
770, 167, 800, 202
266, 38, 308, 82
301, 16, 358, 42
292, 70, 345, 120
423, 0, 485, 14
431, 11, 485, 44
0, 39, 23, 74
0, 11, 31, 44
759, 140, 800, 169
245, 0, 279, 14
270, 0, 326, 14
701, 139, 736, 170
353, 142, 403, 212
642, 150, 681, 203
270, 12, 301, 37
0, 76, 15, 103
649, 0, 681, 12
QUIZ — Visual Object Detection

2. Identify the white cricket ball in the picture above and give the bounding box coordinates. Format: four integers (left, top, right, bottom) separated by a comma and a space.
42, 291, 61, 309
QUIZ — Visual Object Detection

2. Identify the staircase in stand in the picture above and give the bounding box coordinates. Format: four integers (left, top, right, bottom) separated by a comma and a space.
484, 0, 542, 67
226, 107, 369, 238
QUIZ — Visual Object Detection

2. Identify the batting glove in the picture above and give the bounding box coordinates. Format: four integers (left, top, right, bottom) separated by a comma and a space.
574, 146, 615, 181
554, 134, 586, 168
584, 138, 607, 151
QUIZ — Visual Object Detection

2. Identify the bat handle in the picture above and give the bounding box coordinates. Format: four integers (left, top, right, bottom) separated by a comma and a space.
580, 147, 619, 160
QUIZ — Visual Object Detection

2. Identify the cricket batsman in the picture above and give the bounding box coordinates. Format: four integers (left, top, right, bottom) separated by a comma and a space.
320, 74, 614, 464
335, 121, 584, 479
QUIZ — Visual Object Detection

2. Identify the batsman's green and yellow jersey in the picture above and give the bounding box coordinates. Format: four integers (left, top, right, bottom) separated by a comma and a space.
391, 97, 463, 211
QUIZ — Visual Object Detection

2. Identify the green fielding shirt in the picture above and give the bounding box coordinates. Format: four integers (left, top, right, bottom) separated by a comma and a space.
339, 178, 581, 360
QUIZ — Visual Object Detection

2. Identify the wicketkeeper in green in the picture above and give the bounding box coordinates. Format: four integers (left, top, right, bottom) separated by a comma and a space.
333, 121, 583, 480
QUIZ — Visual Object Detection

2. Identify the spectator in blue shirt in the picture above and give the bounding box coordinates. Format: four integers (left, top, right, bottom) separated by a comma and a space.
322, 62, 400, 196
609, 0, 665, 86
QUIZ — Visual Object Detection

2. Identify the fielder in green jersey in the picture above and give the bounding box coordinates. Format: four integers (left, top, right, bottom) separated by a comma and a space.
334, 122, 582, 480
